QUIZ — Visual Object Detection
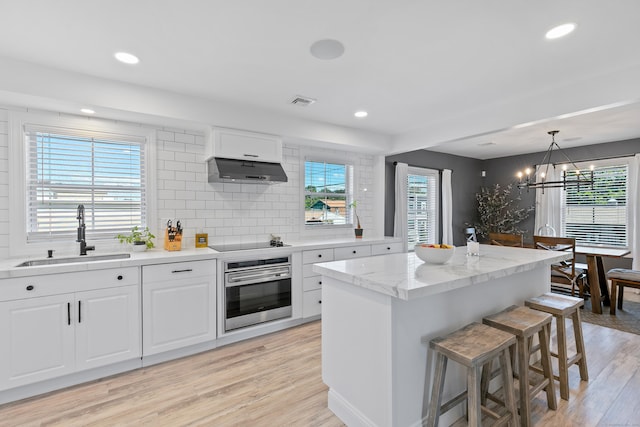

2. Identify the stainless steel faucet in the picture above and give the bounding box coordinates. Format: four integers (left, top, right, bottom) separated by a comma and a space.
76, 204, 95, 256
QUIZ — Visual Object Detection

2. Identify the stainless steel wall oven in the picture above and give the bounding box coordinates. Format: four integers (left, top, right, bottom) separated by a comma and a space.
223, 256, 292, 331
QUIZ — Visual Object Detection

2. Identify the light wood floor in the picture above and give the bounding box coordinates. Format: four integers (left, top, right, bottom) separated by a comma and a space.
1, 319, 639, 427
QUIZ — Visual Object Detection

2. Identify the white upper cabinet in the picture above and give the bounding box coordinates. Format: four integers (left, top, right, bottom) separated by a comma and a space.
207, 127, 282, 163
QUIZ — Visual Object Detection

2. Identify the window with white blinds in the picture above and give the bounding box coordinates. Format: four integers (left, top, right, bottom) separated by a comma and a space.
304, 160, 353, 226
407, 167, 439, 250
561, 161, 629, 248
25, 125, 147, 242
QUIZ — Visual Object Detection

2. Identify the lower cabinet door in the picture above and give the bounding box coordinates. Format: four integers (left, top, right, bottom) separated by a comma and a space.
0, 294, 75, 390
143, 277, 216, 356
75, 286, 141, 371
303, 289, 322, 318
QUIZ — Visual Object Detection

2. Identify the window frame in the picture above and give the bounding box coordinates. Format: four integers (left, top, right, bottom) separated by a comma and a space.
560, 157, 631, 249
406, 166, 440, 251
303, 157, 354, 229
9, 111, 156, 256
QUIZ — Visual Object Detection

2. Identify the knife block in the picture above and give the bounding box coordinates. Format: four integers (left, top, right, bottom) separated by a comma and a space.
164, 228, 182, 251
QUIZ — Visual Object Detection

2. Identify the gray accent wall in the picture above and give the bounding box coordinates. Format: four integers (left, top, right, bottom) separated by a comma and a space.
385, 138, 638, 267
482, 137, 640, 246
385, 151, 483, 246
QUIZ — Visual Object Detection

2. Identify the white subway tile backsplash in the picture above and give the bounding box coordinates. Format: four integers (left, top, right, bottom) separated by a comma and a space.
0, 110, 377, 256
157, 130, 175, 141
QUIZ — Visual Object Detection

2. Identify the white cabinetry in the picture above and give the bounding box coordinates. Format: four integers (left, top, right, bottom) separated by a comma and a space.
142, 260, 216, 356
301, 242, 401, 318
208, 127, 282, 163
0, 268, 140, 391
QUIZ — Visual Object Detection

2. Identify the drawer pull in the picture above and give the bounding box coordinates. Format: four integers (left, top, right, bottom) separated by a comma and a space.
318, 281, 322, 285
318, 300, 322, 304
172, 269, 193, 274
26, 285, 35, 291
352, 250, 357, 254
387, 247, 391, 250
318, 254, 322, 258
117, 275, 123, 280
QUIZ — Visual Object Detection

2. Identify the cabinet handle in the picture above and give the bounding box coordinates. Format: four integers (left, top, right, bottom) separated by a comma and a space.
78, 301, 82, 323
171, 269, 193, 274
318, 281, 322, 285
387, 247, 391, 250
318, 254, 322, 258
26, 285, 35, 291
318, 300, 322, 304
352, 250, 357, 254
67, 303, 71, 325
243, 154, 259, 158
117, 275, 123, 280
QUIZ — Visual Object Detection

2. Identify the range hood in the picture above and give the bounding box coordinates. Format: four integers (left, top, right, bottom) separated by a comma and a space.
207, 157, 288, 184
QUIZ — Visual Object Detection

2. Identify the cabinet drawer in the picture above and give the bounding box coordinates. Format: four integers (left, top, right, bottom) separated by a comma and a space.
303, 276, 324, 292
142, 260, 215, 282
334, 245, 372, 260
302, 249, 334, 264
371, 242, 404, 255
0, 267, 139, 302
303, 289, 322, 318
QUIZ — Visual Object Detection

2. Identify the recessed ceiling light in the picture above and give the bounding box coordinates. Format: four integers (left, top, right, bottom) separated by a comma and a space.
545, 23, 576, 39
354, 111, 368, 118
114, 51, 140, 64
80, 108, 95, 114
310, 39, 345, 60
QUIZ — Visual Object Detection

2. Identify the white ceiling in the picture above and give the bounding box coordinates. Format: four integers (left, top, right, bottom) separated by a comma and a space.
1, 0, 639, 159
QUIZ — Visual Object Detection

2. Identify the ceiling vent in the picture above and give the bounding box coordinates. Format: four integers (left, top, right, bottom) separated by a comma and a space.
290, 95, 316, 107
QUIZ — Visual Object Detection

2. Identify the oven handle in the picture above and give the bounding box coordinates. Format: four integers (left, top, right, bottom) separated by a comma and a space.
226, 268, 291, 287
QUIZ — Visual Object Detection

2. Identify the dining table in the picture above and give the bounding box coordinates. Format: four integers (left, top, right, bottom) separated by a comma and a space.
575, 246, 631, 314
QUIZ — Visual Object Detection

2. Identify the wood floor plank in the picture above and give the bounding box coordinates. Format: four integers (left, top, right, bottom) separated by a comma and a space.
1, 319, 639, 426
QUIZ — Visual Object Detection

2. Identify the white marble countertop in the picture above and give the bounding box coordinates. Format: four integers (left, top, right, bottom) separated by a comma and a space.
313, 244, 571, 300
0, 236, 401, 279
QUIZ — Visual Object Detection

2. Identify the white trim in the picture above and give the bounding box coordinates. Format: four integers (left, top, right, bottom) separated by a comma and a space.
8, 110, 157, 257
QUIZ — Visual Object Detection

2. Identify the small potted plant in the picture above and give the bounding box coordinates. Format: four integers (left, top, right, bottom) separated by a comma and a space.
116, 226, 155, 252
350, 200, 363, 238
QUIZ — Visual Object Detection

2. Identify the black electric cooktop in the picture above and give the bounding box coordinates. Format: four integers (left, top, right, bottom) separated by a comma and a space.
209, 241, 290, 252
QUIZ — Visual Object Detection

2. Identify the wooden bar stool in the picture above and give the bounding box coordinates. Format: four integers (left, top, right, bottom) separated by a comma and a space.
525, 293, 588, 400
482, 305, 557, 427
426, 322, 518, 427
607, 268, 640, 315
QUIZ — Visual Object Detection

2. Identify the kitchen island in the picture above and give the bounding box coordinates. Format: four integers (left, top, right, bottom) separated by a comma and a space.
313, 244, 570, 427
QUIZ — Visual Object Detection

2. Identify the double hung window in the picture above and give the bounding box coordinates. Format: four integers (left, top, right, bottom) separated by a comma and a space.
407, 167, 439, 249
24, 124, 148, 243
304, 160, 353, 226
561, 159, 629, 248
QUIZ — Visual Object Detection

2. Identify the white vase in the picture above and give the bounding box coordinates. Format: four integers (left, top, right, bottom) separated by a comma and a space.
132, 242, 147, 252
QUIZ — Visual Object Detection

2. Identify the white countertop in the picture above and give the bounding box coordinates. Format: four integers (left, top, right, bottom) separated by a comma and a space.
313, 244, 571, 300
0, 236, 401, 279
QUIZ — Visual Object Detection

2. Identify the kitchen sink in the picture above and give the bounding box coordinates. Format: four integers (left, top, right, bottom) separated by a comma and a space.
16, 253, 131, 267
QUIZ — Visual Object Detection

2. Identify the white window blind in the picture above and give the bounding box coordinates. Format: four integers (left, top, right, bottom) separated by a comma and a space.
25, 125, 147, 242
561, 163, 628, 248
407, 167, 439, 249
304, 160, 353, 226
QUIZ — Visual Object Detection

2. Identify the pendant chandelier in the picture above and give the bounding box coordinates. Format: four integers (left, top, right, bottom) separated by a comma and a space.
516, 130, 594, 192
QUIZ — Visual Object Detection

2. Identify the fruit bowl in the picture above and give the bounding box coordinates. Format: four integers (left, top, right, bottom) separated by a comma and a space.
414, 244, 455, 264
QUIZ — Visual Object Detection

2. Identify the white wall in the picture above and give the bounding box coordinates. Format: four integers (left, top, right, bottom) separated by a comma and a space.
0, 109, 8, 259
0, 107, 380, 258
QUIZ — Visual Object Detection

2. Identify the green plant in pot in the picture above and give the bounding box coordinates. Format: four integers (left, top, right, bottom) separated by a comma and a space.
350, 201, 363, 238
116, 226, 155, 251
469, 183, 533, 241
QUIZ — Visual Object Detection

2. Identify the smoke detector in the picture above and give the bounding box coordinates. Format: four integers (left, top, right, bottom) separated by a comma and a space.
290, 95, 316, 107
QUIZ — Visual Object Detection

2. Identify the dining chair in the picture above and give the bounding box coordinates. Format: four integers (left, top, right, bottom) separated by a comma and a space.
489, 232, 524, 247
533, 235, 587, 298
